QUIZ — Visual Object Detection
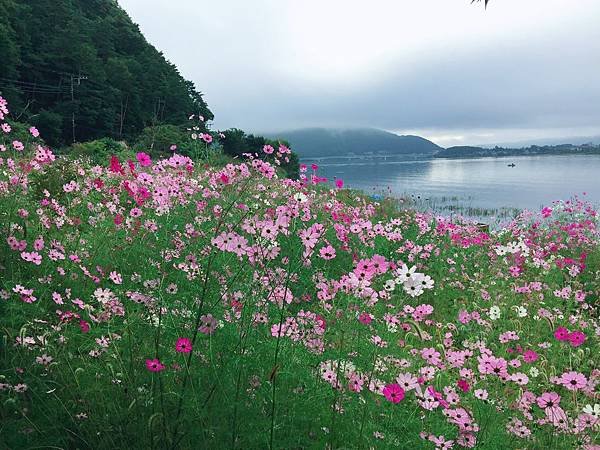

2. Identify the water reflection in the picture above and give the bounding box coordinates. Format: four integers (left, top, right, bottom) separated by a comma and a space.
308, 155, 600, 212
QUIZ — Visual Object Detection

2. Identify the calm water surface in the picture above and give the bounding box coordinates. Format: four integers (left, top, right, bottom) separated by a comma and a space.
308, 155, 600, 215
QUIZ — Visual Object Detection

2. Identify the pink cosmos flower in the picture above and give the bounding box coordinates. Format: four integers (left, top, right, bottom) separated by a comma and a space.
383, 383, 405, 403
421, 347, 442, 366
34, 237, 44, 251
29, 126, 40, 137
427, 385, 449, 408
477, 354, 508, 377
428, 435, 454, 448
510, 372, 529, 386
560, 371, 587, 391
474, 389, 488, 400
335, 179, 344, 189
347, 374, 364, 393
136, 152, 152, 167
21, 251, 42, 265
458, 310, 471, 324
145, 358, 166, 372
545, 405, 569, 429
537, 392, 560, 409
130, 207, 142, 218
396, 373, 419, 391
319, 245, 336, 260
109, 271, 122, 285
199, 314, 218, 335
263, 144, 274, 154
175, 337, 193, 353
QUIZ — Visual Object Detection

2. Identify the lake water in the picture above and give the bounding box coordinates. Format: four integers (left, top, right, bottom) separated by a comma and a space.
306, 155, 600, 219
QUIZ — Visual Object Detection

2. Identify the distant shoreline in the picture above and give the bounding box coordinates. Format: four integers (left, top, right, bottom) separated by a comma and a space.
301, 151, 600, 163
433, 145, 600, 159
434, 151, 600, 160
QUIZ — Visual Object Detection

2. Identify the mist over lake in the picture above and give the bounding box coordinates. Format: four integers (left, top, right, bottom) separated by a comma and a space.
306, 154, 600, 215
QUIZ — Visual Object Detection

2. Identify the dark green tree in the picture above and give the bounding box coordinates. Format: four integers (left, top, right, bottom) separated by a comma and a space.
0, 0, 213, 146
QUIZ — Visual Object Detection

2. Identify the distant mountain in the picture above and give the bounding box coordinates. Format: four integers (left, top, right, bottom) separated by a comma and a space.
434, 143, 600, 159
268, 128, 442, 158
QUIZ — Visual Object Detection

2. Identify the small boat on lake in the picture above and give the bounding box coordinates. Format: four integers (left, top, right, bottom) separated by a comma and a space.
507, 163, 516, 167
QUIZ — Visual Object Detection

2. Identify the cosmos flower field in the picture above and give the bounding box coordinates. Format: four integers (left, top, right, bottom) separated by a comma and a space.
1, 96, 599, 449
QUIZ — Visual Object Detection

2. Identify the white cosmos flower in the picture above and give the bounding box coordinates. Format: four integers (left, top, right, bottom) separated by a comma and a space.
582, 404, 600, 418
514, 306, 528, 318
395, 264, 416, 282
489, 306, 501, 321
417, 274, 434, 290
293, 192, 308, 203
384, 279, 396, 292
403, 277, 424, 298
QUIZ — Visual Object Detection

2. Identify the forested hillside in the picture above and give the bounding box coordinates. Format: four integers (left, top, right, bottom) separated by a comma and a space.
0, 0, 212, 146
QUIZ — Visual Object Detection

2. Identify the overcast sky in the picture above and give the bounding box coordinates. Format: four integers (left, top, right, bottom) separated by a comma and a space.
118, 0, 600, 147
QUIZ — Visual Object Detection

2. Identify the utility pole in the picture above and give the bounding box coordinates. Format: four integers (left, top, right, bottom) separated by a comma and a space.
70, 74, 75, 143
70, 73, 88, 143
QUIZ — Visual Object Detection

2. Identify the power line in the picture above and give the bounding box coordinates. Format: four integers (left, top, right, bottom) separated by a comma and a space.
0, 77, 68, 91
0, 86, 69, 95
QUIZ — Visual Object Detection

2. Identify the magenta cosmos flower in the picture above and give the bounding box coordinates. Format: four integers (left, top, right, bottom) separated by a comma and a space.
568, 331, 586, 347
136, 152, 152, 167
175, 337, 193, 353
79, 320, 90, 333
358, 312, 372, 325
145, 358, 166, 372
523, 349, 539, 363
383, 383, 405, 403
457, 379, 470, 392
554, 326, 570, 341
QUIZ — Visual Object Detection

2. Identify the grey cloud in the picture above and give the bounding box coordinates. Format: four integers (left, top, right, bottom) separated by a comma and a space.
119, 0, 600, 144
